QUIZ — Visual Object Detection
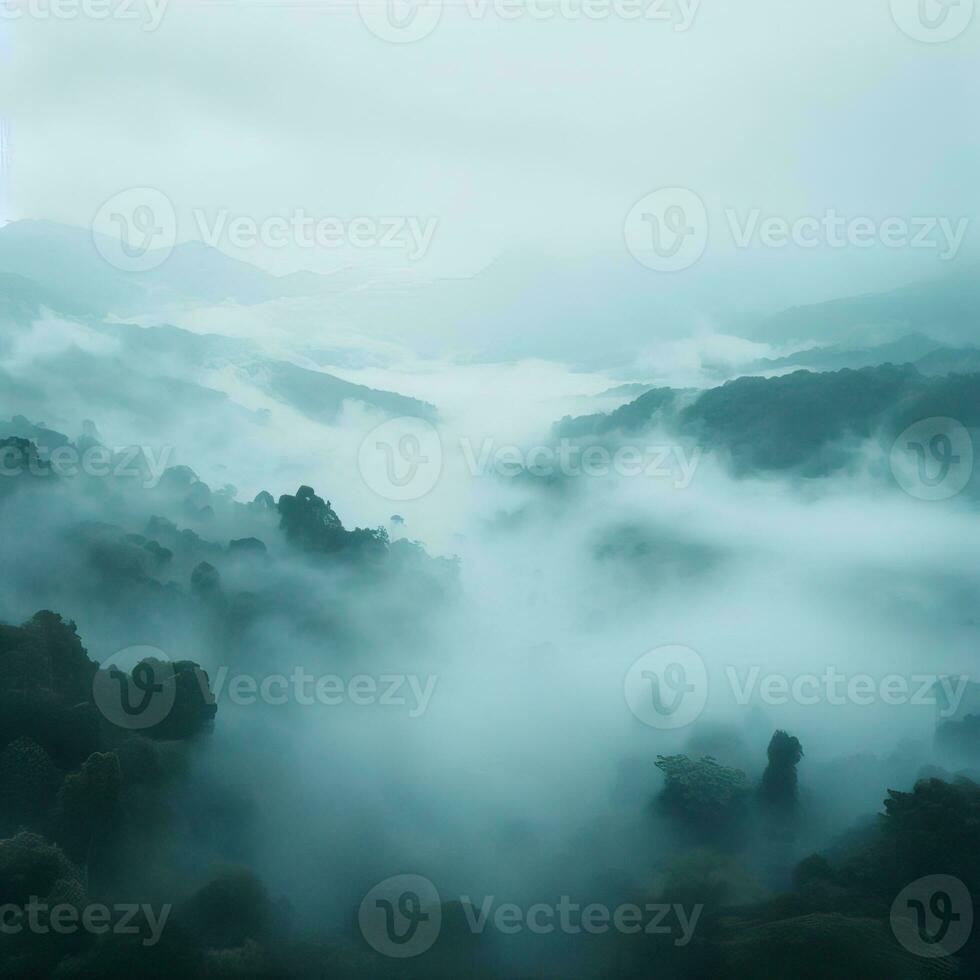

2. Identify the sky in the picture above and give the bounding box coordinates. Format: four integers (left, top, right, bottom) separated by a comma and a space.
1, 1, 979, 303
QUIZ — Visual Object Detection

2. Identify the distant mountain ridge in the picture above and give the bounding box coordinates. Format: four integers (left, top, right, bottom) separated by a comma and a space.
557, 363, 980, 483
0, 271, 437, 425
749, 270, 980, 348
749, 334, 945, 374
3, 219, 979, 370
0, 220, 373, 315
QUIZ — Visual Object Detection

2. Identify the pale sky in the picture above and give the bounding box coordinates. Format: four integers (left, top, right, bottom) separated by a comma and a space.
1, 0, 978, 300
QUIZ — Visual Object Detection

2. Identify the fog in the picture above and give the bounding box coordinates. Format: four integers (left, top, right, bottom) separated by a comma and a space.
2, 287, 978, 975
1, 4, 978, 975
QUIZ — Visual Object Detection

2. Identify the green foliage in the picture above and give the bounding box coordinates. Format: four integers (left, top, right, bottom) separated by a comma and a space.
792, 854, 838, 891
54, 751, 123, 861
0, 612, 97, 708
715, 912, 958, 980
191, 561, 221, 596
0, 832, 82, 906
175, 868, 274, 949
200, 939, 268, 978
558, 365, 980, 486
0, 614, 101, 769
0, 737, 62, 832
50, 924, 207, 980
655, 754, 749, 844
556, 387, 678, 438
681, 365, 922, 473
877, 777, 980, 891
278, 485, 388, 558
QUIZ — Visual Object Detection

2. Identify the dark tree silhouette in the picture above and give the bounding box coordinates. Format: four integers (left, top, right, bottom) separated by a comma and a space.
760, 730, 804, 812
